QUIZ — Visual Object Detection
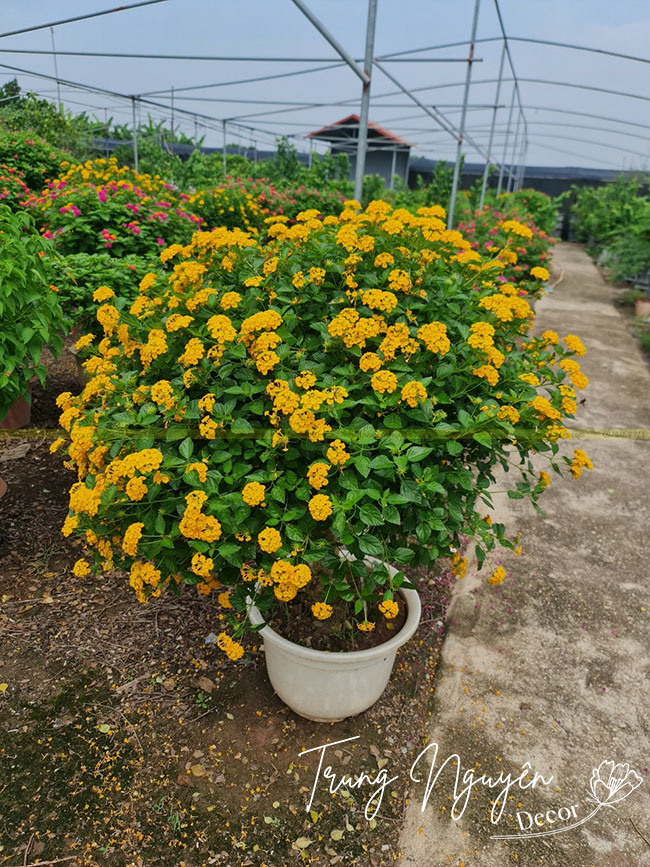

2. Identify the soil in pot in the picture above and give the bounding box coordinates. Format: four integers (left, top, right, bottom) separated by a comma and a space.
266, 569, 408, 652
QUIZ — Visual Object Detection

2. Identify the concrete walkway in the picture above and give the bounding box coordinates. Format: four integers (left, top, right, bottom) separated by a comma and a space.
399, 244, 650, 866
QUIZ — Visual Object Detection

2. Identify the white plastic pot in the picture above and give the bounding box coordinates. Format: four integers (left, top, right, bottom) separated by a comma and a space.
247, 560, 421, 722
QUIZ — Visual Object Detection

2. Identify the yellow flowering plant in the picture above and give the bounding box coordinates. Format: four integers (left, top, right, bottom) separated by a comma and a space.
56, 200, 591, 656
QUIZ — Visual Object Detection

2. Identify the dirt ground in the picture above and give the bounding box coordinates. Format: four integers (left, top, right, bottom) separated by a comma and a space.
399, 243, 650, 866
0, 343, 451, 867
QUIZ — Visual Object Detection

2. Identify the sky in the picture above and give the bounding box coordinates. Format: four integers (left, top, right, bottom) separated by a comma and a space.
1, 0, 649, 171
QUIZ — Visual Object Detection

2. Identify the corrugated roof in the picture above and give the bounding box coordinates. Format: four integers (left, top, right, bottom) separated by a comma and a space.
307, 114, 412, 147
407, 156, 629, 181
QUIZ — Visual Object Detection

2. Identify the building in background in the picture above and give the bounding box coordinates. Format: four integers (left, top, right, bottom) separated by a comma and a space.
307, 114, 412, 189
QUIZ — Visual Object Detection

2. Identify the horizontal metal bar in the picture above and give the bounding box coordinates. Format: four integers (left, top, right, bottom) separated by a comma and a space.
0, 47, 482, 63
139, 63, 346, 97
0, 0, 169, 39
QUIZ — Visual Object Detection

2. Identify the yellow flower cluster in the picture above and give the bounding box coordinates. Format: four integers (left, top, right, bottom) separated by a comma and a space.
242, 482, 266, 506
570, 449, 593, 479
559, 359, 588, 390
530, 395, 562, 420
378, 599, 399, 619
488, 566, 506, 585
179, 491, 222, 542
308, 494, 333, 521
502, 220, 533, 240
217, 631, 245, 661
400, 380, 427, 407
258, 527, 282, 553
326, 440, 350, 466
122, 522, 144, 556
371, 369, 398, 394
417, 321, 450, 354
129, 560, 162, 603
307, 462, 330, 489
311, 602, 333, 620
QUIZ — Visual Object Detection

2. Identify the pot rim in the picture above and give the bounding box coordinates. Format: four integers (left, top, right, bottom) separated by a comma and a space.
247, 559, 421, 663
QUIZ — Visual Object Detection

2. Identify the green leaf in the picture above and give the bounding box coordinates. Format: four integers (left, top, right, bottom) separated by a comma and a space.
359, 504, 384, 527
406, 445, 433, 462
332, 509, 347, 536
179, 437, 194, 460
473, 431, 492, 447
354, 455, 371, 478
231, 417, 254, 436
344, 489, 366, 507
446, 440, 463, 456
358, 534, 384, 557
383, 504, 400, 524
370, 454, 393, 470
394, 547, 415, 564
218, 543, 241, 564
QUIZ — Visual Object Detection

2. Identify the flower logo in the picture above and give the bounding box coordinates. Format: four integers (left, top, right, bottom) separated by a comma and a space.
588, 761, 643, 808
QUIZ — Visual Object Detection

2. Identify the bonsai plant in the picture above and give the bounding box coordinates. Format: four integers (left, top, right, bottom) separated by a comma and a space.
0, 205, 65, 429
54, 200, 590, 719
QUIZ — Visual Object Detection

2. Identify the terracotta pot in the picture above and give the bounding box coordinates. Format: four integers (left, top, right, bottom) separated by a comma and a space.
635, 297, 650, 319
0, 475, 7, 500
0, 383, 33, 430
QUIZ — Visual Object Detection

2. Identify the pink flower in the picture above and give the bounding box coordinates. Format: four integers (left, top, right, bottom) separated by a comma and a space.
98, 190, 107, 203
156, 237, 164, 245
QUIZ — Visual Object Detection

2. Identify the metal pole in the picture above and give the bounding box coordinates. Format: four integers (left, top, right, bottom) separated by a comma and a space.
171, 85, 175, 155
479, 40, 505, 209
222, 119, 227, 176
131, 96, 139, 171
448, 0, 481, 229
309, 137, 313, 168
50, 27, 62, 110
507, 109, 521, 193
516, 137, 527, 190
496, 84, 515, 196
353, 0, 378, 205
104, 108, 109, 158
390, 145, 397, 189
289, 0, 370, 85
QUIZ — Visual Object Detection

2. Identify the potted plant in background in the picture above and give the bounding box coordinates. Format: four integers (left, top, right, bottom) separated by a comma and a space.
0, 205, 65, 431
54, 200, 590, 721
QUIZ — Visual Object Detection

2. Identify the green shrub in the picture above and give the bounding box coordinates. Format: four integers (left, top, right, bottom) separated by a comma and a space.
0, 206, 65, 419
55, 201, 590, 657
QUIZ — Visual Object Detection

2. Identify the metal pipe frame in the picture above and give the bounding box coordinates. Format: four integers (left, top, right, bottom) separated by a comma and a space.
373, 61, 494, 164
131, 96, 139, 172
379, 34, 650, 68
478, 42, 506, 208
0, 0, 169, 40
3, 2, 646, 183
507, 109, 522, 193
0, 47, 481, 64
496, 85, 515, 196
448, 0, 481, 229
289, 0, 370, 84
353, 0, 378, 203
